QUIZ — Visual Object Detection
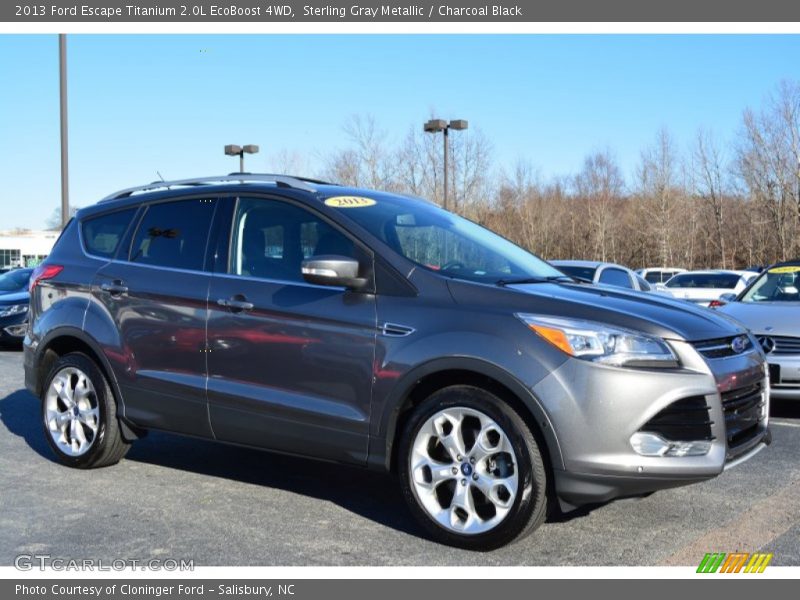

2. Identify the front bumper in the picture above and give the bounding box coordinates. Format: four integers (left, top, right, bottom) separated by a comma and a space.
765, 354, 800, 400
533, 339, 769, 508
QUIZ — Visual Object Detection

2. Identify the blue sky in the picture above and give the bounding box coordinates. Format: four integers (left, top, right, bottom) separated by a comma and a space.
1, 34, 799, 229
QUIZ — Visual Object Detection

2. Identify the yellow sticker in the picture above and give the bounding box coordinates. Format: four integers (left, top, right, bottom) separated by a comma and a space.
324, 196, 376, 208
768, 266, 800, 274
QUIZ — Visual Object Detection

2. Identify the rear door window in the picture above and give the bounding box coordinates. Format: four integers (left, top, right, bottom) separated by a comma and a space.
129, 199, 216, 271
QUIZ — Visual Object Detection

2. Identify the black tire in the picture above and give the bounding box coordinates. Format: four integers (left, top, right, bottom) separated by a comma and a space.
398, 385, 548, 550
41, 352, 130, 468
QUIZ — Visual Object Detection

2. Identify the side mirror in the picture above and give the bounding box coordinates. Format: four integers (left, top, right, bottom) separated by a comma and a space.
301, 255, 368, 290
719, 292, 737, 303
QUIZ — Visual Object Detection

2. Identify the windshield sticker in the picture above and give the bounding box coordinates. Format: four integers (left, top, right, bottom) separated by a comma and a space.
768, 266, 800, 274
324, 196, 376, 208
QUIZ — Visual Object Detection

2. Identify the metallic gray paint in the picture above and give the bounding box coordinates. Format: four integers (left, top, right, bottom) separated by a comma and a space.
25, 181, 772, 512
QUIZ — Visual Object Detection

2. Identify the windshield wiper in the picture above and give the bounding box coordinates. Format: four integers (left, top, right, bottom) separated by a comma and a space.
496, 275, 575, 286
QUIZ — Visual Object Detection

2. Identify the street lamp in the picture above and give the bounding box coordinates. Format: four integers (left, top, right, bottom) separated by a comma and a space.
224, 144, 259, 173
424, 118, 468, 211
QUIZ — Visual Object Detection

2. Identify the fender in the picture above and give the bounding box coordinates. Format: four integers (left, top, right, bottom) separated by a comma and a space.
368, 356, 565, 472
33, 324, 140, 440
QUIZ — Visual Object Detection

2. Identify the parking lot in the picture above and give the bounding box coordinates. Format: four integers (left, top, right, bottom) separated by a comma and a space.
0, 347, 798, 567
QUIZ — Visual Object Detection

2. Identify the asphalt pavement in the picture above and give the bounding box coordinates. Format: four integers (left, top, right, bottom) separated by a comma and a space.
1, 347, 798, 566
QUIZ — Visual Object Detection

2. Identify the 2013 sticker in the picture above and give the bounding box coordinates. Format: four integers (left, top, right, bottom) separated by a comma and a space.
324, 196, 376, 208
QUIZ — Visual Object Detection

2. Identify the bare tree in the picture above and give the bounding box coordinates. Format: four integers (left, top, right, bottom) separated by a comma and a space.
637, 129, 681, 267
573, 149, 624, 262
693, 129, 729, 268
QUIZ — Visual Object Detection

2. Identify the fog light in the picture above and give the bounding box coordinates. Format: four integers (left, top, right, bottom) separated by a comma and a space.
3, 324, 27, 338
630, 432, 711, 457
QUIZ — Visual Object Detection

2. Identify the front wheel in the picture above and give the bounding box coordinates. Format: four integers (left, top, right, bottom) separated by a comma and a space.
398, 385, 548, 550
41, 352, 130, 468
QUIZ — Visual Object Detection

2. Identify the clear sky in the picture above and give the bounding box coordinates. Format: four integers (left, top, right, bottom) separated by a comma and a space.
1, 34, 799, 229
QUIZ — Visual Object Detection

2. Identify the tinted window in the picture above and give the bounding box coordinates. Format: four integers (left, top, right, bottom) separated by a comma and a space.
231, 198, 357, 283
129, 199, 216, 271
599, 267, 633, 288
644, 272, 662, 283
553, 265, 597, 282
82, 209, 136, 258
665, 273, 741, 289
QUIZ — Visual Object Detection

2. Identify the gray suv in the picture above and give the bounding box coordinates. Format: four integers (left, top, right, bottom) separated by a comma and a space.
25, 174, 771, 550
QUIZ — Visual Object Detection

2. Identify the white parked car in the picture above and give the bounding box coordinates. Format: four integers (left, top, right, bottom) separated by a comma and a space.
655, 270, 757, 307
636, 267, 687, 285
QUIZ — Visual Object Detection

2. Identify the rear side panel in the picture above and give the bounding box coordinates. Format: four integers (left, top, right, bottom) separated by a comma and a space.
25, 219, 104, 394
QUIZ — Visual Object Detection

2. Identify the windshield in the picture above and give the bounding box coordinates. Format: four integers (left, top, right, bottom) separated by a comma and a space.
329, 194, 564, 283
0, 269, 32, 292
665, 273, 740, 289
741, 266, 800, 303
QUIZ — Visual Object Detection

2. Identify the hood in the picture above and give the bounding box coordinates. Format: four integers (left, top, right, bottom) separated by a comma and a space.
717, 301, 800, 337
0, 290, 29, 304
447, 279, 746, 342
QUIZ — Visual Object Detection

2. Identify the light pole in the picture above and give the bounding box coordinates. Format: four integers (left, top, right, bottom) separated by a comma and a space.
59, 34, 69, 229
224, 144, 259, 173
424, 118, 468, 211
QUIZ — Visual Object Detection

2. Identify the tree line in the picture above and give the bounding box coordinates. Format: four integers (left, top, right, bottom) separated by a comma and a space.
310, 80, 800, 270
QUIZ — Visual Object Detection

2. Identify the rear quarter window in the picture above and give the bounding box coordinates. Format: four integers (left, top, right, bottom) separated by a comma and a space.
81, 209, 137, 258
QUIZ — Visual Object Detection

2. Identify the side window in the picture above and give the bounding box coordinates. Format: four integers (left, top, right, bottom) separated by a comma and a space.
599, 267, 634, 289
644, 272, 661, 284
129, 199, 216, 271
231, 198, 357, 283
81, 208, 137, 258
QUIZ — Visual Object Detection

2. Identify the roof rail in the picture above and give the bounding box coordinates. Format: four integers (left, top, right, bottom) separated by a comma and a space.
100, 173, 321, 202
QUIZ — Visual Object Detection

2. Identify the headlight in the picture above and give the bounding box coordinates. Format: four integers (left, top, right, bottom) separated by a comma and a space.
516, 314, 678, 368
0, 304, 28, 317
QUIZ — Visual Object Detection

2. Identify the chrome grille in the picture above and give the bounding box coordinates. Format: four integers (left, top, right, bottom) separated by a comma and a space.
692, 336, 753, 359
769, 335, 800, 356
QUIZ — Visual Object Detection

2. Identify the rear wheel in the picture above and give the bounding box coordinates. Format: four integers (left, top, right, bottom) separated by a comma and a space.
41, 352, 130, 468
398, 385, 548, 550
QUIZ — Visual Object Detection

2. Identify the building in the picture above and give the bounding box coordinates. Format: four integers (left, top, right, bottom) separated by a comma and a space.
0, 229, 59, 269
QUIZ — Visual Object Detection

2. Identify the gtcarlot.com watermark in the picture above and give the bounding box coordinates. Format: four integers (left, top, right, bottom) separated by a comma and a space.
14, 554, 194, 572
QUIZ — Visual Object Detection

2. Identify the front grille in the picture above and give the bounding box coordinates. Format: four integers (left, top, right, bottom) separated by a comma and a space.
640, 396, 714, 442
770, 335, 800, 356
692, 336, 753, 359
721, 382, 765, 458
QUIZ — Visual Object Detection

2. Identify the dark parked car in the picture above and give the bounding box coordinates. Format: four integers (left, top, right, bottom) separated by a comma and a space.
25, 174, 770, 550
0, 268, 33, 345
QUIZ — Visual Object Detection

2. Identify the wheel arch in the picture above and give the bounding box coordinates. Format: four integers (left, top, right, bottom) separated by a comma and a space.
34, 327, 142, 441
371, 357, 564, 475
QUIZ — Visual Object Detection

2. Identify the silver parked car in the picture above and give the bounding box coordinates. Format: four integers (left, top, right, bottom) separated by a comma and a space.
551, 260, 648, 291
716, 261, 800, 400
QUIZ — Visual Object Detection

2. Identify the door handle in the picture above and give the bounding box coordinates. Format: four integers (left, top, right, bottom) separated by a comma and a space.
217, 297, 254, 312
100, 282, 128, 297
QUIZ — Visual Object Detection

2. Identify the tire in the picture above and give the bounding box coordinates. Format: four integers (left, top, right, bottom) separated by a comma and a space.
398, 385, 548, 550
41, 352, 130, 468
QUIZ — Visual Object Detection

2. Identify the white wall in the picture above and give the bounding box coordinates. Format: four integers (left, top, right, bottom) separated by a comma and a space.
0, 230, 59, 268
